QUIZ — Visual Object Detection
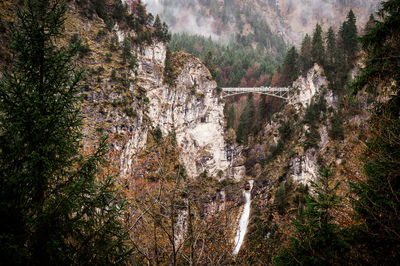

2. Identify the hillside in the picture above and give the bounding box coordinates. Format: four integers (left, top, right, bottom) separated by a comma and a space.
1, 0, 399, 265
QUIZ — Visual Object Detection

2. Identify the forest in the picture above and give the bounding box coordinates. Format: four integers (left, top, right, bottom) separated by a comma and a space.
0, 0, 399, 265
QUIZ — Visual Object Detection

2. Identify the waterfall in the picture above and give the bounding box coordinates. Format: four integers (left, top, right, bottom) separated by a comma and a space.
233, 180, 254, 256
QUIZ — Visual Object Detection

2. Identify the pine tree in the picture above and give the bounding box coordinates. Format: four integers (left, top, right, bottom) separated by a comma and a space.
204, 51, 217, 80
236, 93, 255, 144
311, 24, 325, 66
325, 27, 339, 90
273, 169, 349, 265
227, 105, 235, 129
162, 22, 171, 42
259, 95, 267, 121
281, 46, 299, 86
364, 14, 375, 33
122, 36, 131, 64
153, 14, 163, 40
350, 1, 400, 263
326, 27, 336, 66
299, 34, 313, 75
340, 10, 358, 59
0, 1, 131, 264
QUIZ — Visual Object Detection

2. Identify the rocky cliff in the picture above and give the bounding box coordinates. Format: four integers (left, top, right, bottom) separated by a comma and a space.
136, 45, 230, 179
236, 61, 372, 261
70, 10, 239, 181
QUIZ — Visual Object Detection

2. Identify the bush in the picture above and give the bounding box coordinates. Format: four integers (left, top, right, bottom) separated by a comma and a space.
153, 127, 163, 143
123, 107, 137, 118
304, 124, 321, 150
69, 34, 91, 58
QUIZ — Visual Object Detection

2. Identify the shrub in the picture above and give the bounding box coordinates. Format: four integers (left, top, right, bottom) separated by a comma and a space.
123, 107, 137, 118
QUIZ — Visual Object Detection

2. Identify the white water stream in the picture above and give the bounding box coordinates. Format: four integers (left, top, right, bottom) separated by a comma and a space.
233, 180, 254, 256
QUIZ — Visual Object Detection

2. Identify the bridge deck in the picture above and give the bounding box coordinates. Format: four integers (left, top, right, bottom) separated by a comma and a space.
221, 87, 289, 100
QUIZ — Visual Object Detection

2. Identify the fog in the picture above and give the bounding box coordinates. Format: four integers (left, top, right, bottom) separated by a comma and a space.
142, 0, 380, 44
142, 0, 220, 40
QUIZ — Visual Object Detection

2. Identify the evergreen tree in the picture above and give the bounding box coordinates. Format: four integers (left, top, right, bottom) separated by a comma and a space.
364, 14, 375, 33
161, 21, 171, 42
326, 27, 336, 66
259, 95, 267, 121
350, 1, 400, 263
328, 111, 344, 140
299, 34, 313, 75
281, 46, 299, 85
236, 93, 255, 144
153, 15, 162, 37
340, 10, 359, 58
137, 0, 147, 26
0, 1, 131, 264
273, 169, 349, 265
325, 27, 340, 90
122, 36, 131, 64
311, 24, 325, 66
227, 104, 235, 129
247, 92, 255, 130
203, 51, 217, 80
236, 112, 247, 144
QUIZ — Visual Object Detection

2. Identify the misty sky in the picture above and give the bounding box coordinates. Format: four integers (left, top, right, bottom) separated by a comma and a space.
141, 0, 380, 43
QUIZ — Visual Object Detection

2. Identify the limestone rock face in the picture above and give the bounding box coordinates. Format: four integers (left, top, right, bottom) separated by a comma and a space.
289, 149, 319, 184
289, 64, 328, 109
119, 41, 232, 180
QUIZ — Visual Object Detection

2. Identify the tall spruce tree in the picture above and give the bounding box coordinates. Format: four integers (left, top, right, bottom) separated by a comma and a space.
350, 0, 400, 264
326, 27, 336, 66
340, 10, 359, 59
153, 14, 163, 39
299, 34, 313, 75
273, 169, 349, 265
281, 46, 299, 86
311, 24, 325, 66
236, 93, 255, 144
0, 0, 131, 264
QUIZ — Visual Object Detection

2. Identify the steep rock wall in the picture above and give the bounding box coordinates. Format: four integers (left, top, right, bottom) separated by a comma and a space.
117, 41, 232, 180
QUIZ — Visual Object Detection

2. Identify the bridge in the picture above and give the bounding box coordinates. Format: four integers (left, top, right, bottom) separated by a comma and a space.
222, 87, 290, 100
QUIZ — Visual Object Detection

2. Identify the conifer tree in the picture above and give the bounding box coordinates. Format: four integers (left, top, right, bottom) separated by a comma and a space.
122, 36, 131, 64
204, 51, 217, 80
350, 1, 400, 263
236, 93, 255, 144
364, 14, 375, 33
273, 169, 349, 265
299, 34, 313, 74
153, 14, 163, 39
326, 27, 336, 66
227, 105, 235, 129
0, 1, 131, 264
281, 46, 298, 86
311, 24, 325, 66
340, 10, 358, 58
259, 95, 267, 121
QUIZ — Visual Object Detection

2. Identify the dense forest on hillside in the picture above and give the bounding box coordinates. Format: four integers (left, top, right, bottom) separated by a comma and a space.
169, 33, 283, 87
225, 9, 363, 145
165, 0, 287, 87
0, 0, 399, 265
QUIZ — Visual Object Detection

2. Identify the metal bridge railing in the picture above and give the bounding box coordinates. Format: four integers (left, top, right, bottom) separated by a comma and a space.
221, 87, 290, 100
